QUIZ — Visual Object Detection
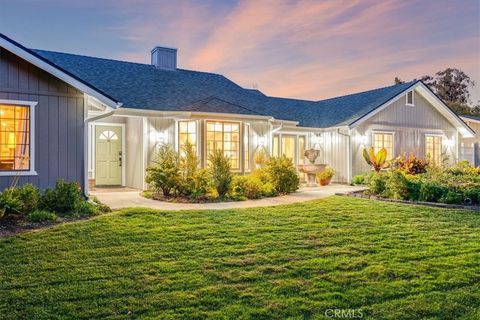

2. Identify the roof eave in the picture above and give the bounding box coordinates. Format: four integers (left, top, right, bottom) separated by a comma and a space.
0, 33, 120, 109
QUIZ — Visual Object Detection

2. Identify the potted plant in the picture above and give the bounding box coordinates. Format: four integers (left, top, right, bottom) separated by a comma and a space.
316, 167, 335, 186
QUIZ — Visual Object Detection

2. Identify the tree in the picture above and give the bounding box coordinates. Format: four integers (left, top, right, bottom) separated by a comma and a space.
420, 68, 477, 115
394, 77, 405, 85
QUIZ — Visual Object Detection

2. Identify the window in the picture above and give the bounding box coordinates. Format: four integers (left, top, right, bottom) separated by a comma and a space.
373, 132, 394, 159
281, 135, 296, 161
406, 90, 414, 106
244, 124, 250, 171
0, 104, 31, 171
272, 135, 279, 157
426, 135, 442, 165
298, 136, 306, 165
178, 120, 196, 154
98, 130, 118, 141
206, 121, 240, 169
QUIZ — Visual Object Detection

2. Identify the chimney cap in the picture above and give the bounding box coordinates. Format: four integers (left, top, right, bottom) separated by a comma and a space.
151, 45, 177, 53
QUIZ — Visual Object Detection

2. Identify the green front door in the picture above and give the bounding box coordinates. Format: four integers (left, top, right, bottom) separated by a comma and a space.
95, 125, 122, 186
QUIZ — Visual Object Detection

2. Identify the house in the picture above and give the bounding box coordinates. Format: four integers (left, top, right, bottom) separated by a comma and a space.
0, 33, 476, 193
460, 115, 480, 166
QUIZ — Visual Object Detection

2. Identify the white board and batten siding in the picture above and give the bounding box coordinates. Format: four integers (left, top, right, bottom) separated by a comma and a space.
351, 90, 458, 177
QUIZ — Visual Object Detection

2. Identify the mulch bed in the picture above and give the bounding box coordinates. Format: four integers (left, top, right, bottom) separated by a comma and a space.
337, 189, 480, 211
0, 215, 98, 238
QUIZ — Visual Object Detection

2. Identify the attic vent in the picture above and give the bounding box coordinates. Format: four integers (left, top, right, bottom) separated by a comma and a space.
151, 46, 177, 70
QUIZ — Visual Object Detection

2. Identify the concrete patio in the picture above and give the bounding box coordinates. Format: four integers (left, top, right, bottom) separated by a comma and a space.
90, 184, 365, 211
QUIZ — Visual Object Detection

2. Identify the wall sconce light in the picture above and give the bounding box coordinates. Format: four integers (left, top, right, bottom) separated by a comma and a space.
257, 136, 267, 147
311, 134, 323, 150
157, 131, 168, 144
445, 137, 455, 148
359, 135, 368, 145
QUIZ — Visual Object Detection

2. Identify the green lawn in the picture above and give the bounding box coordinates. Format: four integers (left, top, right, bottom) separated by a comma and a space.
1, 197, 479, 320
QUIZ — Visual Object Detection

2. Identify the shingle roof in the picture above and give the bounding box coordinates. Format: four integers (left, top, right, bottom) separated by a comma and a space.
461, 115, 480, 122
32, 48, 417, 128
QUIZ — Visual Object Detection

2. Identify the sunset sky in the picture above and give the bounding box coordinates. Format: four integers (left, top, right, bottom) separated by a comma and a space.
1, 0, 479, 103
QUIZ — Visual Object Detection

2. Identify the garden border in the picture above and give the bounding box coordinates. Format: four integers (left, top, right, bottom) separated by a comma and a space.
337, 190, 480, 211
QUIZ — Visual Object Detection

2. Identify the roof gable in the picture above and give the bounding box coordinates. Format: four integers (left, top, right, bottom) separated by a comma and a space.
0, 33, 119, 108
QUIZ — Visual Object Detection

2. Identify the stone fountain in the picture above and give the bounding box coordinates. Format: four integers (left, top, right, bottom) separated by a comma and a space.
297, 149, 327, 187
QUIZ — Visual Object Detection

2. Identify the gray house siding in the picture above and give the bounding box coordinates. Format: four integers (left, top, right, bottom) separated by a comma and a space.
352, 91, 457, 176
0, 48, 85, 190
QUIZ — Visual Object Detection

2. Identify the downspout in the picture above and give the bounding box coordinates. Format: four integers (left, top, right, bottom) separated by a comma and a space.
337, 128, 352, 184
83, 103, 122, 196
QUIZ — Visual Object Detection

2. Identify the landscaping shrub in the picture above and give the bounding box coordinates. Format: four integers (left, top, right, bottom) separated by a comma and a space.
384, 171, 409, 200
352, 174, 367, 185
368, 173, 388, 195
407, 177, 422, 201
392, 153, 429, 174
439, 190, 464, 204
265, 156, 299, 193
179, 142, 205, 197
250, 168, 270, 184
231, 175, 263, 199
208, 149, 232, 198
419, 182, 448, 203
41, 180, 83, 214
146, 145, 181, 197
317, 167, 335, 186
26, 210, 57, 223
90, 196, 112, 213
0, 183, 41, 219
253, 147, 269, 168
75, 201, 99, 216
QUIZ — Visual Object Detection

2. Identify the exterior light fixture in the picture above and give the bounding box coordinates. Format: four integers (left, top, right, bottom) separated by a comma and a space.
311, 134, 323, 150
157, 131, 168, 144
359, 135, 368, 144
257, 136, 267, 147
445, 137, 455, 148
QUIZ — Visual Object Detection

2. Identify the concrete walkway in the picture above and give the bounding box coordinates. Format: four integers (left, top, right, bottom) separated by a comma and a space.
91, 184, 365, 211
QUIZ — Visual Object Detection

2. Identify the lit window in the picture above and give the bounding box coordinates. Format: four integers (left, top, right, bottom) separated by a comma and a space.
406, 90, 414, 106
426, 135, 442, 165
244, 124, 250, 171
206, 121, 240, 169
178, 121, 196, 154
272, 135, 279, 157
281, 135, 296, 161
298, 136, 306, 165
0, 104, 30, 171
373, 132, 394, 159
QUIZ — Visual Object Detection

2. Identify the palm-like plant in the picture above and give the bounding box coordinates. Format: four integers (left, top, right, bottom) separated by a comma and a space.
363, 147, 389, 172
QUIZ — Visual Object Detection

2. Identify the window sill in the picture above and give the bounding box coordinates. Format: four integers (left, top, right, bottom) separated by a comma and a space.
0, 170, 38, 177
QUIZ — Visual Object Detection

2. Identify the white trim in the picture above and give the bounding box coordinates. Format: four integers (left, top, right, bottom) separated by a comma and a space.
175, 119, 200, 156
204, 119, 242, 171
91, 122, 126, 186
0, 99, 37, 176
271, 132, 307, 165
424, 133, 443, 162
406, 90, 415, 106
0, 35, 120, 109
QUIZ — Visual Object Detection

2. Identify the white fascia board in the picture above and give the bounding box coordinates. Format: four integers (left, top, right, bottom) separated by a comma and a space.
415, 83, 475, 138
0, 36, 119, 109
348, 81, 475, 138
113, 107, 275, 121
